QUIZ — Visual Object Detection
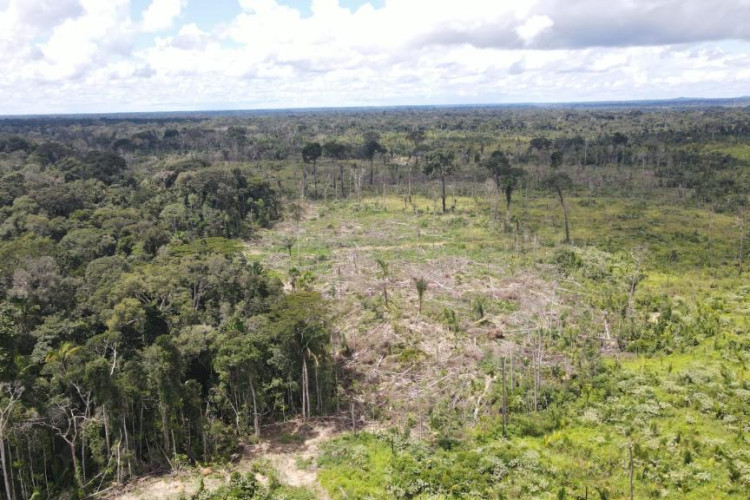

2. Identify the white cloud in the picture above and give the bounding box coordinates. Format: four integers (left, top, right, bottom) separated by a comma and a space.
34, 0, 133, 80
141, 0, 186, 32
0, 0, 83, 52
516, 15, 554, 45
0, 0, 749, 114
169, 23, 212, 50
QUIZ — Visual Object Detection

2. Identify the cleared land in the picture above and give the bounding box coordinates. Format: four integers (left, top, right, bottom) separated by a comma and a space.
112, 192, 749, 499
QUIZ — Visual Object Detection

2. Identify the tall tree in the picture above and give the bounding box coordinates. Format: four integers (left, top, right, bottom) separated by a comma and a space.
550, 150, 563, 169
215, 321, 266, 439
302, 142, 322, 199
363, 139, 386, 186
406, 128, 427, 203
543, 171, 573, 243
143, 336, 183, 458
483, 150, 525, 225
323, 141, 348, 198
500, 166, 526, 230
264, 293, 331, 421
423, 149, 456, 213
0, 383, 23, 500
483, 150, 509, 191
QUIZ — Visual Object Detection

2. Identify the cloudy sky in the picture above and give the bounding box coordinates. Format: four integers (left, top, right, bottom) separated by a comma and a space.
1, 0, 749, 114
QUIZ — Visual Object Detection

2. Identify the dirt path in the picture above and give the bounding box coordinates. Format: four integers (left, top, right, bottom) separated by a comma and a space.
242, 421, 338, 498
108, 420, 344, 500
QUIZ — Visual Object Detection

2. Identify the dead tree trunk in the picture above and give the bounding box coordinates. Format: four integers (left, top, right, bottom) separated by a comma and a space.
340, 163, 346, 198
0, 437, 12, 500
441, 174, 447, 213
249, 377, 260, 439
0, 384, 23, 500
301, 357, 310, 421
629, 441, 635, 500
556, 187, 570, 243
501, 357, 508, 438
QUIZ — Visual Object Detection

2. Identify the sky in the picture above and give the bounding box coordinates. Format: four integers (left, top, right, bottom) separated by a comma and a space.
0, 0, 749, 114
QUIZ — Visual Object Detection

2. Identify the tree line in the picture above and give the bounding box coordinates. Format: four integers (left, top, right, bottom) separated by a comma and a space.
0, 142, 339, 499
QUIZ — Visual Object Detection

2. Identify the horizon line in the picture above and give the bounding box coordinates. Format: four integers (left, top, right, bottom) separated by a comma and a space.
2, 95, 749, 119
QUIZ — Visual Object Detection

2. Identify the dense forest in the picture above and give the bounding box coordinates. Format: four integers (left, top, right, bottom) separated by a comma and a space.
0, 103, 749, 499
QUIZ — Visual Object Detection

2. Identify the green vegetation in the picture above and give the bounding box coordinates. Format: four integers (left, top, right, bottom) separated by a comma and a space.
317, 341, 750, 498
0, 104, 748, 498
194, 471, 314, 500
246, 193, 750, 498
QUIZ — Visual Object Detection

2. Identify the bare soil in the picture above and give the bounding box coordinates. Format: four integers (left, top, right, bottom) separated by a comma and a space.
106, 418, 354, 500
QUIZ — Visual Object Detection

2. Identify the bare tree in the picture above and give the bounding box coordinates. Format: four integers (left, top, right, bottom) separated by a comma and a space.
0, 383, 23, 500
47, 398, 87, 492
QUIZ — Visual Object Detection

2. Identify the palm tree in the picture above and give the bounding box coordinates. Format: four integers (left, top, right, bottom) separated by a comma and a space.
282, 236, 296, 260
414, 277, 428, 315
375, 258, 390, 306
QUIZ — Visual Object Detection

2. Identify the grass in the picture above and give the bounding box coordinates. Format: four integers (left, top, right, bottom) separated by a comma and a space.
250, 193, 744, 315
706, 143, 750, 164
317, 434, 392, 499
